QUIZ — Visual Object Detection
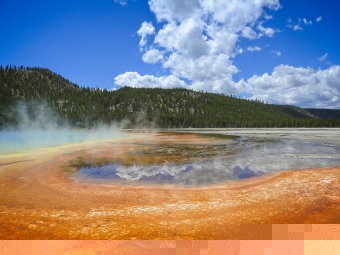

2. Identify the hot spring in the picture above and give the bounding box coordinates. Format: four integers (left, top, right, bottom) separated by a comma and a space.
1, 129, 340, 239
65, 133, 340, 186
0, 130, 129, 154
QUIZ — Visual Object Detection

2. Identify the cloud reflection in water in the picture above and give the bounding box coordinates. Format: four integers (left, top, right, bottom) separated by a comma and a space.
72, 139, 340, 186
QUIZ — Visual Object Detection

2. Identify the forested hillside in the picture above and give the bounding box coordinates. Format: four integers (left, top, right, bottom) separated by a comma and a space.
1, 66, 339, 129
271, 105, 340, 120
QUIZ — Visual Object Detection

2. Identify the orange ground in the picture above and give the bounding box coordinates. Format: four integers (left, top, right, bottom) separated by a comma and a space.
0, 132, 339, 240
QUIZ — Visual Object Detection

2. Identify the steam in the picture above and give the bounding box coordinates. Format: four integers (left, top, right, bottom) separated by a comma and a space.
2, 101, 65, 131
118, 110, 158, 129
0, 101, 127, 154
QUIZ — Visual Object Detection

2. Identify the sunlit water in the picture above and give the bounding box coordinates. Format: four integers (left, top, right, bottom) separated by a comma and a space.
71, 137, 340, 186
0, 130, 127, 154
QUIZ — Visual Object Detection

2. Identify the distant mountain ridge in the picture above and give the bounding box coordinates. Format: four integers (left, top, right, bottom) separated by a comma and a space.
271, 105, 340, 120
0, 65, 339, 129
305, 108, 340, 119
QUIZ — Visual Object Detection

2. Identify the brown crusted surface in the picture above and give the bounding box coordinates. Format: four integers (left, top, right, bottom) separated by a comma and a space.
0, 132, 339, 240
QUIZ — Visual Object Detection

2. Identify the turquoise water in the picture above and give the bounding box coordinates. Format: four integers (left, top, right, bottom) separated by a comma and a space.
0, 130, 127, 154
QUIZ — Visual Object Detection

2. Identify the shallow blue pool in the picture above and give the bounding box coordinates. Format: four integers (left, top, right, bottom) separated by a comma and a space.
0, 130, 127, 154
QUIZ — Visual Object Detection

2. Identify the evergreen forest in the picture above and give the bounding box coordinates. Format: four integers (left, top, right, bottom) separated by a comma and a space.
1, 65, 339, 129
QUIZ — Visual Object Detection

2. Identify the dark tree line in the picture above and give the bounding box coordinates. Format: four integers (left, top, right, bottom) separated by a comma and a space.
1, 65, 339, 129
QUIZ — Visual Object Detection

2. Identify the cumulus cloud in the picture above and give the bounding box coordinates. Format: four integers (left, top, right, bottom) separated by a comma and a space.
247, 46, 262, 52
154, 18, 210, 59
149, 0, 202, 22
318, 53, 328, 62
137, 22, 155, 48
163, 53, 239, 82
114, 72, 187, 88
241, 26, 259, 40
116, 0, 281, 93
257, 23, 278, 37
142, 49, 164, 64
113, 0, 340, 108
316, 16, 322, 22
248, 65, 340, 108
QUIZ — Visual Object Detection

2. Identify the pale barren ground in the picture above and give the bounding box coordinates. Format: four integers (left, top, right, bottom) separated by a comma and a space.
0, 129, 339, 240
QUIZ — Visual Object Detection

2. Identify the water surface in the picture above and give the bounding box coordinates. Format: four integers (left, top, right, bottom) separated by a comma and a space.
0, 130, 127, 154
70, 135, 340, 186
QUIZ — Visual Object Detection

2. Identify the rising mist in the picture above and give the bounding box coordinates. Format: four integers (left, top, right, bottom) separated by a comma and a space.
0, 101, 126, 154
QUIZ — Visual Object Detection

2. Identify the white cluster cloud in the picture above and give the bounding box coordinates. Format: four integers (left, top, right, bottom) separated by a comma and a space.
241, 26, 259, 40
114, 0, 340, 108
142, 49, 163, 64
137, 22, 155, 49
114, 72, 186, 88
300, 18, 312, 25
117, 0, 281, 93
247, 46, 262, 52
316, 16, 322, 22
113, 0, 127, 6
257, 23, 278, 37
287, 17, 315, 31
248, 65, 340, 108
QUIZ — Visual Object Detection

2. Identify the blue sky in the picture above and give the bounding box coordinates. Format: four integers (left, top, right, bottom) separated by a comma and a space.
1, 0, 339, 108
